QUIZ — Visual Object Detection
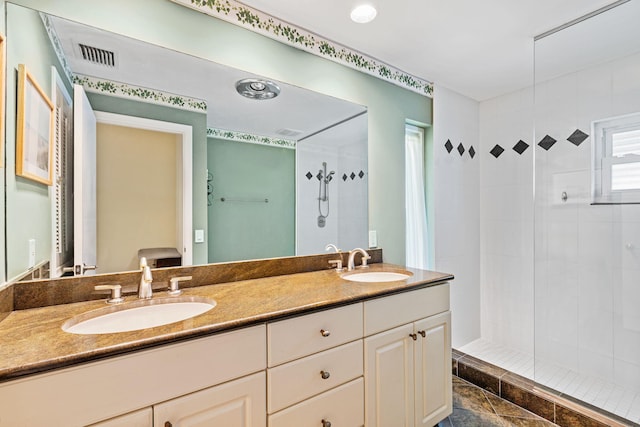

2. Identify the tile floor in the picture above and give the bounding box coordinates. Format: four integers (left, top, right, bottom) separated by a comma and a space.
438, 377, 558, 426
460, 338, 640, 423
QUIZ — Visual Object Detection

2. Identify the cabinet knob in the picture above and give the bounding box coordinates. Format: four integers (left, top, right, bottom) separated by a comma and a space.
320, 329, 331, 337
322, 420, 332, 427
165, 422, 172, 427
409, 333, 418, 341
418, 330, 426, 338
320, 370, 331, 379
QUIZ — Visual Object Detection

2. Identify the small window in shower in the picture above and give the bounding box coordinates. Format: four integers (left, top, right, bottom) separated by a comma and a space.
592, 112, 640, 204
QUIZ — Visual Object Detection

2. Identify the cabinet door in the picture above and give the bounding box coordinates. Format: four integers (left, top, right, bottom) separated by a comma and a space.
88, 408, 152, 427
364, 323, 414, 427
154, 372, 266, 427
414, 311, 452, 427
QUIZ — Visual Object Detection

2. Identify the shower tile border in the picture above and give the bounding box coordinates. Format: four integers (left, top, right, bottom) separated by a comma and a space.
452, 349, 638, 427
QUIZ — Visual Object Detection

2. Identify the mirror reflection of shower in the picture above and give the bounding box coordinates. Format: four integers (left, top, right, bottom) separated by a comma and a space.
317, 162, 335, 227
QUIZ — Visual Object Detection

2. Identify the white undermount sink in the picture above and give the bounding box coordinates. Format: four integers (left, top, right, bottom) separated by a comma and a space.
62, 297, 217, 335
342, 270, 412, 282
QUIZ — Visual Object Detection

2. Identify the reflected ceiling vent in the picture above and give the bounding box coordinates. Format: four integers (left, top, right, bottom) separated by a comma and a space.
78, 43, 115, 67
236, 78, 280, 100
276, 128, 303, 138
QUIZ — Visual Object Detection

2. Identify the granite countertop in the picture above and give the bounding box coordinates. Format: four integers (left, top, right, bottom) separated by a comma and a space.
0, 263, 452, 382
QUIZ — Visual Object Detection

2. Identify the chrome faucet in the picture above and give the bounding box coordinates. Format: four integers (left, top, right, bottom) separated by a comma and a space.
138, 257, 153, 299
347, 248, 371, 271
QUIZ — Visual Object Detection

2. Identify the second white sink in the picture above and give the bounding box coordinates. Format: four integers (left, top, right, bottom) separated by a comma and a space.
62, 297, 216, 335
342, 271, 411, 282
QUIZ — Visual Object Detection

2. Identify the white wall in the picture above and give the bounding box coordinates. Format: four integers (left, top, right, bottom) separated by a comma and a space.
433, 85, 481, 349
479, 87, 535, 355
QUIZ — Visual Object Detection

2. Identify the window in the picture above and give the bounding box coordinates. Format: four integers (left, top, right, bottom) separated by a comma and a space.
405, 124, 429, 269
592, 113, 640, 203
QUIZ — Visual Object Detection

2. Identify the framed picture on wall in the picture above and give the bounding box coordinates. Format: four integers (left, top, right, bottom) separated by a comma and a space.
16, 63, 54, 185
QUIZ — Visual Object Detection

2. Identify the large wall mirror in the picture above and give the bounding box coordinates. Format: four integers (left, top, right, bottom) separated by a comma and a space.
5, 2, 368, 279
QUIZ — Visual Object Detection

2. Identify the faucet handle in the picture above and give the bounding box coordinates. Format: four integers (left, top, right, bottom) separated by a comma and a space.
360, 253, 371, 268
168, 276, 192, 296
95, 284, 124, 304
328, 259, 343, 272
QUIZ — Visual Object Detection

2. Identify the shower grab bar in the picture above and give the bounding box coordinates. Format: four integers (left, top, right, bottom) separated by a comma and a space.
219, 197, 269, 203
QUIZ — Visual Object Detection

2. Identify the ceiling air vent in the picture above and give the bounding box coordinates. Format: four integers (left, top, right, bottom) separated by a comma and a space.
78, 43, 115, 67
276, 128, 303, 138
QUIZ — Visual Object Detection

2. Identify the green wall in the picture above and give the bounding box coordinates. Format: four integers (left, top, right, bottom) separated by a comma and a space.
8, 0, 432, 265
207, 137, 294, 262
86, 92, 208, 265
5, 4, 70, 280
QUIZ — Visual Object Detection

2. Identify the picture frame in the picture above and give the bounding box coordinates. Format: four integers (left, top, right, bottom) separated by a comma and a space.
16, 63, 54, 185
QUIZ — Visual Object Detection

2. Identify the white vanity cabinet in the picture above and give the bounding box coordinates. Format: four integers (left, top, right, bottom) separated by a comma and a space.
154, 371, 265, 427
363, 285, 452, 427
266, 304, 365, 427
0, 325, 266, 427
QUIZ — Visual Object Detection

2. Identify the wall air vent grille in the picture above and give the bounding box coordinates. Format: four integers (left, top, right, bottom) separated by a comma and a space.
78, 43, 115, 67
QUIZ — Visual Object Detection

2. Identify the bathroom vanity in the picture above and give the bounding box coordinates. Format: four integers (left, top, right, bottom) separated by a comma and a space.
0, 261, 452, 426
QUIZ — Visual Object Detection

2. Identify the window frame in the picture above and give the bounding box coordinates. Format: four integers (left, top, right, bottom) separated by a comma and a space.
592, 112, 640, 204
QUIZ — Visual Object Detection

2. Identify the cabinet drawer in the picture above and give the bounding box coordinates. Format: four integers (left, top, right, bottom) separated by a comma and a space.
268, 340, 363, 413
268, 378, 364, 427
88, 408, 152, 427
364, 284, 449, 336
268, 303, 363, 366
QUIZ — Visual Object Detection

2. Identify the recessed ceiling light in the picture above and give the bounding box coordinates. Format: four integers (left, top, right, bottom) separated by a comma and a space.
235, 78, 281, 100
350, 4, 377, 24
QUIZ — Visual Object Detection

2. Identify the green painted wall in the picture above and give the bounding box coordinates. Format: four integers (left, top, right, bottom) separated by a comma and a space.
5, 4, 70, 280
86, 92, 208, 265
8, 0, 432, 265
207, 137, 294, 262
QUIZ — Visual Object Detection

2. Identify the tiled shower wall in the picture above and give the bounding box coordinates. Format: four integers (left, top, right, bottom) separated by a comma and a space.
296, 117, 368, 255
534, 50, 640, 393
478, 87, 535, 357
433, 85, 481, 349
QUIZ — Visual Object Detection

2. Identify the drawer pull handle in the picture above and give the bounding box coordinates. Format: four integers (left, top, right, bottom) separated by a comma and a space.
418, 330, 426, 338
322, 420, 332, 427
409, 333, 418, 341
320, 370, 331, 379
320, 329, 331, 337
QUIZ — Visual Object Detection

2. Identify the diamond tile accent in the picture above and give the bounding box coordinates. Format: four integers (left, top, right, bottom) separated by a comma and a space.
316, 172, 323, 180
350, 172, 356, 180
445, 139, 454, 153
513, 140, 529, 155
457, 143, 465, 156
567, 129, 588, 146
342, 173, 348, 181
358, 170, 364, 178
469, 146, 476, 159
538, 135, 557, 151
490, 145, 505, 158
305, 171, 313, 180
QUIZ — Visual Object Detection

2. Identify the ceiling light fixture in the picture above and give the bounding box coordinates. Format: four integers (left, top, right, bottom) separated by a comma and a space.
235, 78, 281, 100
350, 4, 377, 24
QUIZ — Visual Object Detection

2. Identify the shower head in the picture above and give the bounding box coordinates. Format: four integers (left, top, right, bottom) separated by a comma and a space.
326, 171, 335, 182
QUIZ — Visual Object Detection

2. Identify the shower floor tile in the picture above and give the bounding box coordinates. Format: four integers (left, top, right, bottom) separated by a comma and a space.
459, 338, 640, 425
439, 377, 558, 426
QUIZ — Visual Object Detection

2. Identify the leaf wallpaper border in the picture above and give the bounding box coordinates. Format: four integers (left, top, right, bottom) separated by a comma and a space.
170, 0, 434, 97
207, 128, 296, 149
74, 74, 208, 113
